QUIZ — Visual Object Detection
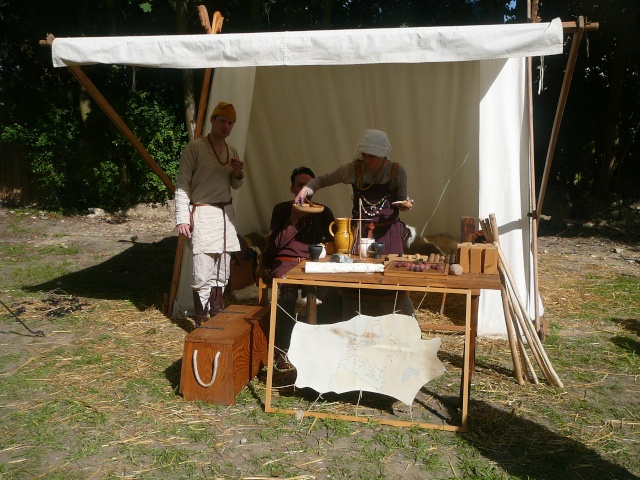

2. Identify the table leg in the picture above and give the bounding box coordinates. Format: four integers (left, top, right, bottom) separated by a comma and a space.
459, 292, 479, 406
306, 286, 318, 325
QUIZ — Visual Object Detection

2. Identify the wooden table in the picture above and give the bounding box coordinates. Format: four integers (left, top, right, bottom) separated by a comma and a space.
264, 257, 501, 432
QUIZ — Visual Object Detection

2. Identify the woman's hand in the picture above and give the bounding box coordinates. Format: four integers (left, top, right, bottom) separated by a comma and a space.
294, 186, 310, 206
393, 199, 413, 211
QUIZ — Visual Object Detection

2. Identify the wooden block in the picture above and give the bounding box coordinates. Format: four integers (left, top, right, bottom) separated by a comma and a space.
457, 243, 471, 273
460, 216, 476, 243
469, 245, 483, 274
482, 245, 498, 274
179, 305, 270, 405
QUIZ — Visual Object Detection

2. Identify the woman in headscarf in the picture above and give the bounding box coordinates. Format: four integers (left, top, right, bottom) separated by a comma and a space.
294, 129, 413, 255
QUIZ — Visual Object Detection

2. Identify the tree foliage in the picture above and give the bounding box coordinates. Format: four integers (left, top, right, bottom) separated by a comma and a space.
1, 1, 638, 211
533, 0, 639, 199
0, 1, 195, 211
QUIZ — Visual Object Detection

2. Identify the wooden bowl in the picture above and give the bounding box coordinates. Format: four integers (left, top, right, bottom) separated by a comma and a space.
292, 202, 324, 214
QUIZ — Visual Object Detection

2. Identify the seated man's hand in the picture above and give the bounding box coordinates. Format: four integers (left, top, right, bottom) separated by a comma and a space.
289, 205, 308, 225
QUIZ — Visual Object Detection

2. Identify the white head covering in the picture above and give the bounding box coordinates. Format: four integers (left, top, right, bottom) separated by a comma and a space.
354, 129, 392, 159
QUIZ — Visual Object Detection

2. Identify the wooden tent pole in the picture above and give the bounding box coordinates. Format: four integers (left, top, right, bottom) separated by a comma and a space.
530, 1, 540, 23
537, 19, 598, 221
194, 8, 224, 137
526, 53, 543, 337
167, 7, 224, 318
537, 16, 585, 224
65, 64, 175, 194
535, 16, 598, 336
561, 20, 599, 33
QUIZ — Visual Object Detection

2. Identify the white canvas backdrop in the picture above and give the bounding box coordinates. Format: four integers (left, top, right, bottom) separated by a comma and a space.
170, 58, 538, 337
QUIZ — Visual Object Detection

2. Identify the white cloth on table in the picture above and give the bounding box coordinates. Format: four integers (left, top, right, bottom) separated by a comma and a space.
304, 263, 384, 273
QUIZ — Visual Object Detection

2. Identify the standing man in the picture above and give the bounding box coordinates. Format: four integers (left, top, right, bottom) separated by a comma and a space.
175, 102, 244, 326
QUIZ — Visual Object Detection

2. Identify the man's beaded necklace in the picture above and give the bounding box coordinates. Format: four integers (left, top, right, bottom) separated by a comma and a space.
206, 134, 229, 165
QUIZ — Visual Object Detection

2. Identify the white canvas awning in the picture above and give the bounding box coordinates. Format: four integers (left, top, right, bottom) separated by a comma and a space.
51, 19, 563, 69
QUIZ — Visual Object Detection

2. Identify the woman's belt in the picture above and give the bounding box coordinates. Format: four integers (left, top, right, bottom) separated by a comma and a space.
365, 218, 398, 238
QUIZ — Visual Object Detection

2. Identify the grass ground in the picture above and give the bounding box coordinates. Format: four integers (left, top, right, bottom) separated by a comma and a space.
0, 207, 638, 479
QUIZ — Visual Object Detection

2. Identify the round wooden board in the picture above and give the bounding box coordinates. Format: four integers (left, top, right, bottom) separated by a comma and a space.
292, 203, 324, 214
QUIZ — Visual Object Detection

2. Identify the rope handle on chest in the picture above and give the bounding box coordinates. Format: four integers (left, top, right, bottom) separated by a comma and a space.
193, 349, 221, 388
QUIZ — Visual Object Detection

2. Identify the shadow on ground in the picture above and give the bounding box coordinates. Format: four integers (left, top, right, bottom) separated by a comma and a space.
462, 400, 638, 479
26, 237, 177, 310
538, 185, 640, 243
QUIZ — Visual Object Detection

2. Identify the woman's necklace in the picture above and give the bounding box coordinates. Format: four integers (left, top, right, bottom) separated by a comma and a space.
360, 195, 388, 217
206, 134, 229, 165
356, 159, 386, 191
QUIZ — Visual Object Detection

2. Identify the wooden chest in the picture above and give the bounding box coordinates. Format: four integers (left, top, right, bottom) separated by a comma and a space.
179, 305, 269, 405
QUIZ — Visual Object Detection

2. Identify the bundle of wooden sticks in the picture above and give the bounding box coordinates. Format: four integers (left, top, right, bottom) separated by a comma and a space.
479, 214, 563, 388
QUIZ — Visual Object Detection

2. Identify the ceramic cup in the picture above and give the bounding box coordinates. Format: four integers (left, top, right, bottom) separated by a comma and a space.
372, 242, 385, 259
308, 244, 323, 262
359, 238, 374, 257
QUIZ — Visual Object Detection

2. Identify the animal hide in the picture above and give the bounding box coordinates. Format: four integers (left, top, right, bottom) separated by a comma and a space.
404, 225, 459, 256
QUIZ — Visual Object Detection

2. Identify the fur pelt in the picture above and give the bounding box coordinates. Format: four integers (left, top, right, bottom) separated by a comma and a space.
404, 225, 459, 256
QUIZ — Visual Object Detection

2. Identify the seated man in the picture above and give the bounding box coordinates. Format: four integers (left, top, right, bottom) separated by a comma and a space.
267, 167, 337, 361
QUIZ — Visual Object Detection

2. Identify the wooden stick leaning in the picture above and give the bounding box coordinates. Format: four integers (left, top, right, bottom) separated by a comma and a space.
482, 218, 531, 384
497, 253, 540, 384
499, 279, 525, 385
495, 235, 555, 384
502, 272, 550, 383
497, 247, 563, 388
480, 218, 493, 242
512, 308, 537, 384
483, 214, 563, 388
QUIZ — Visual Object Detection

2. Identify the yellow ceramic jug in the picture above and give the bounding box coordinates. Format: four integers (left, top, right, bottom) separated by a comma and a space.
329, 218, 354, 254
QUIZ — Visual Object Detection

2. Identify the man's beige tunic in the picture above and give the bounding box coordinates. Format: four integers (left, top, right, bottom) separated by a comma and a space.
175, 138, 242, 254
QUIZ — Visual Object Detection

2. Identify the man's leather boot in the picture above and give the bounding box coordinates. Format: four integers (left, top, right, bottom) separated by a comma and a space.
209, 287, 224, 317
192, 290, 208, 327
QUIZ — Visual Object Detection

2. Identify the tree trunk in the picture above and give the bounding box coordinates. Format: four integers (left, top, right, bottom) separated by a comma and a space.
76, 5, 92, 126
596, 2, 637, 194
78, 89, 92, 126
177, 0, 196, 141
250, 0, 260, 29
322, 0, 333, 29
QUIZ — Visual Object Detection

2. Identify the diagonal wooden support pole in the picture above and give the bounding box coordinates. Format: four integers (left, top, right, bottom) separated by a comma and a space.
66, 64, 175, 194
